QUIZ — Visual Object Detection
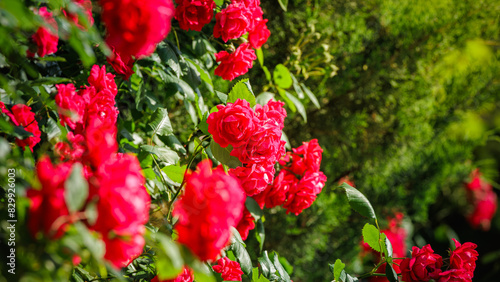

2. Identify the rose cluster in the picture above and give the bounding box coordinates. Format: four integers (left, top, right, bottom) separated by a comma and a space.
464, 169, 497, 231
26, 65, 150, 269
253, 139, 327, 216
361, 213, 408, 282
212, 257, 244, 281
172, 160, 245, 261
174, 0, 271, 80
400, 239, 478, 282
0, 102, 41, 152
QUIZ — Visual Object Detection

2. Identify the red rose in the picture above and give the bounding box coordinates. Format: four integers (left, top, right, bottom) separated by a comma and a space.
10, 105, 42, 152
466, 169, 483, 191
400, 245, 443, 282
248, 18, 270, 49
214, 43, 257, 81
292, 139, 323, 172
54, 132, 86, 162
207, 98, 258, 148
174, 0, 216, 31
449, 238, 478, 277
152, 267, 194, 282
91, 153, 150, 267
261, 170, 298, 209
212, 257, 244, 281
213, 3, 252, 42
88, 65, 118, 97
254, 100, 287, 130
230, 0, 262, 28
283, 170, 327, 215
467, 190, 497, 231
437, 269, 471, 282
229, 163, 274, 196
107, 50, 135, 80
27, 7, 59, 58
85, 90, 119, 127
84, 118, 118, 168
236, 207, 255, 240
100, 0, 175, 59
173, 160, 245, 261
26, 157, 73, 239
56, 83, 86, 130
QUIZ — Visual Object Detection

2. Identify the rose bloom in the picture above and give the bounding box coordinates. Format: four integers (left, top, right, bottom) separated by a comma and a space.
88, 65, 118, 97
400, 245, 443, 282
100, 0, 175, 59
467, 189, 497, 231
8, 104, 42, 152
212, 257, 244, 281
248, 18, 270, 49
174, 0, 216, 31
229, 163, 274, 196
27, 7, 59, 58
283, 170, 327, 215
107, 49, 135, 80
449, 238, 478, 277
207, 98, 258, 148
259, 170, 298, 209
254, 100, 287, 131
214, 43, 257, 81
84, 118, 118, 168
173, 160, 245, 261
26, 157, 73, 239
235, 207, 255, 240
152, 267, 194, 282
56, 83, 86, 130
292, 139, 323, 172
54, 132, 86, 162
437, 269, 471, 282
213, 3, 252, 42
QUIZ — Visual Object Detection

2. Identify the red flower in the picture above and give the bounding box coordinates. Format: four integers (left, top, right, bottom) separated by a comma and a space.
107, 50, 135, 80
63, 0, 94, 28
100, 0, 175, 59
152, 267, 194, 282
282, 170, 327, 215
213, 3, 252, 42
85, 90, 119, 127
292, 139, 323, 172
207, 98, 258, 148
248, 18, 270, 49
54, 132, 86, 162
400, 245, 443, 282
235, 207, 255, 240
88, 65, 118, 97
214, 43, 256, 81
467, 189, 497, 231
254, 100, 287, 130
212, 257, 244, 281
27, 7, 58, 58
230, 163, 274, 196
174, 0, 216, 31
449, 239, 478, 277
173, 160, 245, 261
9, 105, 42, 152
84, 118, 118, 168
91, 153, 150, 268
56, 84, 86, 130
437, 269, 471, 282
26, 157, 73, 239
260, 170, 298, 209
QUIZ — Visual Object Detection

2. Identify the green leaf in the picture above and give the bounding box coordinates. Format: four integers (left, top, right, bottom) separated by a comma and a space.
85, 201, 97, 226
45, 117, 61, 141
157, 42, 181, 77
273, 64, 293, 89
384, 235, 394, 258
362, 223, 382, 252
216, 91, 228, 104
245, 197, 263, 221
385, 264, 399, 282
277, 0, 288, 11
209, 141, 242, 168
255, 219, 265, 252
252, 268, 271, 282
340, 182, 377, 219
64, 163, 89, 213
214, 0, 224, 6
258, 251, 277, 278
74, 222, 104, 259
186, 58, 214, 94
333, 259, 345, 281
150, 108, 174, 137
301, 83, 321, 109
141, 145, 180, 165
156, 233, 184, 280
277, 88, 296, 113
193, 264, 216, 282
272, 252, 291, 281
230, 228, 252, 276
29, 77, 71, 86
162, 165, 187, 184
256, 48, 264, 66
13, 126, 34, 138
256, 92, 275, 106
262, 66, 272, 81
198, 112, 210, 135
227, 79, 256, 107
284, 91, 307, 122
290, 73, 304, 99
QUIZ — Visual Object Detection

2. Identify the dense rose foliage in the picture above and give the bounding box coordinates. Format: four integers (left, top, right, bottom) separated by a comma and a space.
213, 3, 252, 42
400, 245, 443, 282
175, 0, 216, 31
173, 160, 245, 261
449, 239, 478, 278
207, 99, 257, 148
26, 158, 73, 239
27, 7, 59, 58
214, 43, 256, 81
99, 0, 175, 59
213, 257, 244, 281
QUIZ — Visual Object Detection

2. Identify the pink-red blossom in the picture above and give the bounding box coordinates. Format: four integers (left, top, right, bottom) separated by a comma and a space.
214, 43, 256, 81
282, 170, 327, 215
449, 239, 478, 278
107, 50, 135, 80
27, 7, 59, 58
212, 257, 244, 281
235, 207, 255, 240
8, 105, 42, 152
230, 163, 274, 196
248, 19, 270, 49
400, 245, 443, 282
56, 84, 86, 130
174, 0, 216, 31
213, 3, 252, 42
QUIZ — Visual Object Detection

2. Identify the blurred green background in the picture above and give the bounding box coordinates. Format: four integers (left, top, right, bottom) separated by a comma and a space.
242, 0, 500, 280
